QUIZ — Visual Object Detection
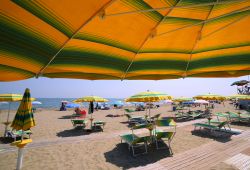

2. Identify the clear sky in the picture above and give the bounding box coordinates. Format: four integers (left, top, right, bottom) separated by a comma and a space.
0, 76, 249, 98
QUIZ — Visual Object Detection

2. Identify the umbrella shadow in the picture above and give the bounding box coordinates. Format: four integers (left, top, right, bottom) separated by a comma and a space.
0, 137, 14, 144
230, 121, 250, 127
56, 128, 91, 137
58, 115, 74, 119
104, 143, 171, 169
191, 129, 232, 143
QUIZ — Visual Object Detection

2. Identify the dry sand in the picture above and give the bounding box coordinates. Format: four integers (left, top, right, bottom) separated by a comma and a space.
0, 102, 249, 170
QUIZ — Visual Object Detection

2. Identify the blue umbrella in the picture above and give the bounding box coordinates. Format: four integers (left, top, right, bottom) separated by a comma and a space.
66, 103, 80, 108
112, 100, 124, 106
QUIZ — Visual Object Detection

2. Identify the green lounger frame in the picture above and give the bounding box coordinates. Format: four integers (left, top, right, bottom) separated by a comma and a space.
153, 119, 176, 154
120, 124, 150, 156
71, 119, 88, 129
92, 121, 106, 131
193, 121, 229, 133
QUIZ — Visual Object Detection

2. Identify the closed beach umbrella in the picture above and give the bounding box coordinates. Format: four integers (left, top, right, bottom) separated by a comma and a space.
194, 94, 226, 101
11, 88, 35, 170
0, 1, 249, 81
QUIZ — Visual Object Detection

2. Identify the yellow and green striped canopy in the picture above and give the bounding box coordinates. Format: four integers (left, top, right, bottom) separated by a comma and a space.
0, 94, 23, 102
228, 94, 250, 100
126, 91, 172, 102
194, 93, 226, 100
11, 88, 36, 131
0, 0, 250, 81
73, 96, 108, 103
173, 97, 193, 102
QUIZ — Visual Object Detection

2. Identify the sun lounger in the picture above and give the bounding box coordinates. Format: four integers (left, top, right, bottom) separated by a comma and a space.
124, 114, 145, 125
227, 112, 250, 123
120, 124, 150, 156
193, 121, 230, 133
7, 130, 32, 141
124, 108, 136, 113
149, 113, 161, 122
188, 111, 203, 120
71, 119, 88, 129
92, 121, 106, 131
153, 119, 176, 154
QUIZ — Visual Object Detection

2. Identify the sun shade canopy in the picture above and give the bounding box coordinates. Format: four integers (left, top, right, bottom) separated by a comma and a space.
126, 91, 172, 102
0, 0, 250, 81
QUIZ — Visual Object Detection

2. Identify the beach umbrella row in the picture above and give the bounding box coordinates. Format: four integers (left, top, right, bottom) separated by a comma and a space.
194, 94, 226, 101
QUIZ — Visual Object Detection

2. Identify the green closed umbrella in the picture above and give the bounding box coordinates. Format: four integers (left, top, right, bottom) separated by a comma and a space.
11, 88, 35, 170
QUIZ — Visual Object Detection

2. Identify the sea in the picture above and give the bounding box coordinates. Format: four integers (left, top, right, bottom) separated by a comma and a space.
0, 98, 124, 110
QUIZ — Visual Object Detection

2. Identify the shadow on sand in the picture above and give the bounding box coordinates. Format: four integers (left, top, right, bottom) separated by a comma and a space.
56, 128, 91, 137
0, 137, 14, 144
104, 142, 171, 169
191, 129, 232, 143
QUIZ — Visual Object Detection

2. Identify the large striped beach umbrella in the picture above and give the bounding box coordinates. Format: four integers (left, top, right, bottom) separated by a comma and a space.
228, 94, 250, 100
126, 91, 171, 117
173, 97, 193, 102
11, 88, 35, 170
73, 96, 108, 103
73, 96, 108, 128
0, 0, 249, 81
194, 93, 226, 101
0, 94, 22, 136
125, 91, 172, 102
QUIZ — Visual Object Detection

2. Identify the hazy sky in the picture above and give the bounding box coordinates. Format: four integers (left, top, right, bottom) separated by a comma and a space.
1, 75, 249, 98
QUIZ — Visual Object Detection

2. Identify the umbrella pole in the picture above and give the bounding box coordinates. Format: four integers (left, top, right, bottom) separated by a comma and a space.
4, 103, 11, 137
16, 147, 24, 170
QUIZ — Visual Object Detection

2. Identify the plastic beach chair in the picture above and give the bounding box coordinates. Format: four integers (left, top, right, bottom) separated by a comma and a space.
153, 119, 176, 154
92, 121, 106, 131
120, 124, 150, 156
71, 119, 88, 129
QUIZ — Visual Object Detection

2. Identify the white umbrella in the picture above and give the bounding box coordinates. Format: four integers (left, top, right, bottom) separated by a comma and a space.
32, 101, 42, 105
0, 102, 8, 105
194, 100, 209, 104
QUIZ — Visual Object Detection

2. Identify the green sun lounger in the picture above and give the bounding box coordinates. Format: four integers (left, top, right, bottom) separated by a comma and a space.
71, 119, 88, 129
7, 130, 32, 141
120, 124, 151, 156
92, 121, 106, 131
227, 112, 250, 123
153, 118, 176, 154
193, 121, 229, 133
124, 108, 136, 113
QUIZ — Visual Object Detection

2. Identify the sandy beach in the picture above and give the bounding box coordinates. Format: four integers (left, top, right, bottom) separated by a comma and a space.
0, 102, 249, 170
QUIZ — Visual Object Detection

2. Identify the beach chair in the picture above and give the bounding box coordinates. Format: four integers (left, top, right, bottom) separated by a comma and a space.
174, 111, 189, 120
124, 108, 136, 113
193, 121, 230, 133
7, 130, 32, 141
153, 119, 176, 154
124, 114, 145, 125
188, 111, 203, 120
120, 124, 150, 156
71, 119, 88, 129
149, 113, 161, 123
227, 112, 250, 123
92, 121, 106, 132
